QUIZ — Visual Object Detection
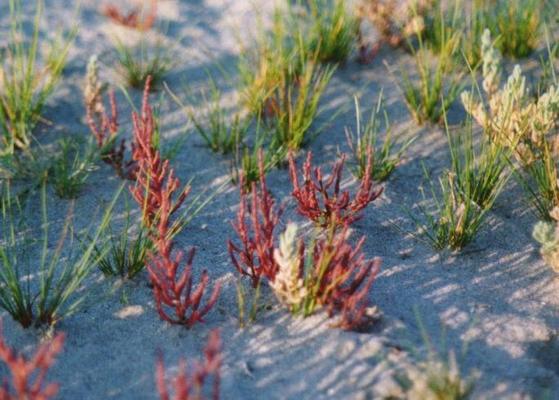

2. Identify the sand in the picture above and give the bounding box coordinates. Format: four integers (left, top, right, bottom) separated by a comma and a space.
1, 0, 558, 399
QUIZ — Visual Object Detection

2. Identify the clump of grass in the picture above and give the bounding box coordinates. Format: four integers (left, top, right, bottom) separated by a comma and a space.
231, 144, 284, 193
237, 7, 335, 151
0, 147, 50, 185
0, 0, 76, 154
345, 94, 414, 182
460, 0, 489, 69
395, 29, 463, 125
237, 9, 301, 117
236, 279, 263, 328
422, 0, 462, 56
409, 120, 509, 251
114, 37, 171, 89
168, 79, 250, 155
267, 56, 336, 151
386, 316, 478, 400
94, 205, 150, 280
305, 0, 360, 64
0, 183, 118, 328
489, 0, 542, 59
516, 142, 559, 221
49, 138, 96, 199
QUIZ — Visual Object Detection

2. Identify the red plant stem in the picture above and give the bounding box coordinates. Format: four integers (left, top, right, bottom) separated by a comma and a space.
0, 322, 64, 400
86, 89, 136, 179
130, 76, 220, 327
228, 151, 283, 287
309, 228, 382, 330
156, 329, 221, 400
102, 0, 157, 31
288, 149, 382, 228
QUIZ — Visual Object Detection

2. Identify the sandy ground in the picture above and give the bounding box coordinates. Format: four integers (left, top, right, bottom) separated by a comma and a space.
1, 0, 559, 399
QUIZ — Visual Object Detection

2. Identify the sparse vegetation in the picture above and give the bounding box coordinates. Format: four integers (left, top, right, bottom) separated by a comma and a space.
305, 0, 360, 64
50, 138, 96, 199
409, 120, 509, 251
396, 28, 463, 124
0, 183, 118, 328
345, 94, 414, 182
462, 29, 559, 220
0, 0, 76, 154
114, 37, 171, 89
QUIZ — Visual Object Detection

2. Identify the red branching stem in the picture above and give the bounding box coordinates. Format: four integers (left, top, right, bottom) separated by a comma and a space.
130, 77, 220, 327
228, 151, 283, 288
130, 77, 190, 230
102, 0, 157, 31
288, 150, 382, 228
309, 228, 381, 331
0, 323, 64, 400
156, 329, 221, 400
85, 89, 136, 179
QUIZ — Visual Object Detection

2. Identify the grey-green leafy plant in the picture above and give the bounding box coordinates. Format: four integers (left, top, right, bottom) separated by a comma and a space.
533, 211, 559, 273
0, 0, 76, 154
345, 94, 414, 182
114, 37, 171, 89
0, 183, 119, 328
50, 138, 96, 199
409, 120, 509, 251
304, 0, 359, 64
387, 313, 478, 400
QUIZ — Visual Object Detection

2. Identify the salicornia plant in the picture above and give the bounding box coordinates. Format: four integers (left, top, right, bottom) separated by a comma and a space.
345, 94, 414, 182
356, 0, 435, 49
0, 0, 76, 154
0, 183, 118, 328
270, 223, 381, 330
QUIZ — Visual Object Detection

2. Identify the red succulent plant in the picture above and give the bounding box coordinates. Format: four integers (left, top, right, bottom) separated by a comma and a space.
228, 151, 283, 288
0, 324, 64, 400
130, 77, 220, 327
102, 0, 157, 31
288, 150, 382, 228
156, 329, 221, 400
85, 88, 137, 179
